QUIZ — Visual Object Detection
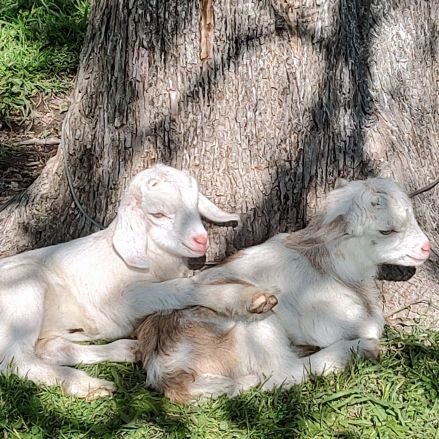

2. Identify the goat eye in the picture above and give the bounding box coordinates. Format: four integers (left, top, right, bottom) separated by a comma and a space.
150, 212, 167, 219
379, 230, 395, 235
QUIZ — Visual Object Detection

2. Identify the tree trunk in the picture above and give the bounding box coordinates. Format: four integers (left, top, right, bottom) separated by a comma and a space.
0, 0, 437, 324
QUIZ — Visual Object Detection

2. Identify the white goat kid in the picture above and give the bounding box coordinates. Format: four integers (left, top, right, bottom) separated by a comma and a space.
135, 177, 431, 403
0, 164, 260, 399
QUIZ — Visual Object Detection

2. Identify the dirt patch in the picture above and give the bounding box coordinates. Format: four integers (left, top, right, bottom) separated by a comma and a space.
0, 92, 70, 208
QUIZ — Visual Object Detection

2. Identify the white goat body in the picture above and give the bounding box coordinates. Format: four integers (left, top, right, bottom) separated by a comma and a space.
0, 164, 262, 399
135, 177, 431, 403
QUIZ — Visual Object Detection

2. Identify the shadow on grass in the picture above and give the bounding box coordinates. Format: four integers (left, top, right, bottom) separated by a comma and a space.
1, 329, 438, 438
385, 327, 439, 394
0, 363, 324, 437
0, 364, 188, 437
0, 364, 306, 437
220, 387, 305, 438
0, 0, 89, 54
0, 0, 89, 122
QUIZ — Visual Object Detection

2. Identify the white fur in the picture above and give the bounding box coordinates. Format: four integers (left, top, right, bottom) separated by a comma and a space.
0, 164, 241, 398
138, 177, 430, 401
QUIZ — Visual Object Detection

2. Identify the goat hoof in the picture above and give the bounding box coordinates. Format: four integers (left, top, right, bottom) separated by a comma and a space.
85, 383, 115, 402
63, 377, 116, 400
360, 338, 380, 359
248, 292, 278, 314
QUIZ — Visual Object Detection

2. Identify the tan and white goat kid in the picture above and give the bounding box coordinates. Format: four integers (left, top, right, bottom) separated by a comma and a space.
0, 164, 273, 399
135, 177, 431, 403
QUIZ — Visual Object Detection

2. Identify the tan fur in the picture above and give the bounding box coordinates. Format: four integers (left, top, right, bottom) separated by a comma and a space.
135, 307, 236, 403
299, 246, 331, 273
293, 344, 321, 357
284, 214, 347, 250
161, 370, 198, 404
283, 215, 347, 273
284, 214, 378, 313
207, 277, 253, 287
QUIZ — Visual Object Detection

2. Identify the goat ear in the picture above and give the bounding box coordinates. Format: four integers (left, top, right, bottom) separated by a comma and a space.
325, 214, 353, 238
370, 195, 381, 207
112, 195, 149, 269
334, 177, 348, 189
341, 211, 366, 236
198, 193, 241, 224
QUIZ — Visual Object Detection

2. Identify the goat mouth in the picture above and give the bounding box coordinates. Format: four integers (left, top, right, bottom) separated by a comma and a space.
406, 255, 429, 263
181, 242, 208, 256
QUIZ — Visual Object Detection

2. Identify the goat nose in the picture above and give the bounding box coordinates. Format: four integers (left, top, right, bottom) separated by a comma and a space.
193, 234, 208, 247
421, 241, 431, 254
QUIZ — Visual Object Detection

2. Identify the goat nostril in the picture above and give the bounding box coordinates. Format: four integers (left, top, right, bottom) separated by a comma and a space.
421, 241, 431, 253
193, 235, 208, 247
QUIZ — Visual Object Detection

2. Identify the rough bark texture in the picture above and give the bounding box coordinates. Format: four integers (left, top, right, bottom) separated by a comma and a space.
0, 0, 437, 325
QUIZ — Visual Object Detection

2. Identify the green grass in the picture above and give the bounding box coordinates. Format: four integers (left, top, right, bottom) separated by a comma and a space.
0, 326, 437, 438
0, 0, 89, 123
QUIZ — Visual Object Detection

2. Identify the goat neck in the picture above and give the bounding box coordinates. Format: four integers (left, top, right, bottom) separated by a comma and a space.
105, 221, 190, 280
286, 231, 380, 313
325, 236, 378, 286
285, 217, 378, 287
144, 238, 192, 281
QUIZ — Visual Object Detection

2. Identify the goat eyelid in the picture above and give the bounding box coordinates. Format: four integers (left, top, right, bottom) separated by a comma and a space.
149, 212, 171, 219
379, 229, 396, 235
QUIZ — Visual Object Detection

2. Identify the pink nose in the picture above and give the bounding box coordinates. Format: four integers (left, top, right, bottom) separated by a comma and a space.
421, 241, 431, 254
192, 234, 208, 248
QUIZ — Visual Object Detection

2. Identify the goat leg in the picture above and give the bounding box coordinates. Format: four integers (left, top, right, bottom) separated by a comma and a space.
124, 277, 279, 320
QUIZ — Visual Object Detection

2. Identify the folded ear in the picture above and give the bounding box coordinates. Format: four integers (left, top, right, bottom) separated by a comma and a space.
198, 193, 241, 224
112, 194, 149, 269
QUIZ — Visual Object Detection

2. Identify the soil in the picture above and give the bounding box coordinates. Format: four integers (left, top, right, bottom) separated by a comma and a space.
0, 92, 69, 208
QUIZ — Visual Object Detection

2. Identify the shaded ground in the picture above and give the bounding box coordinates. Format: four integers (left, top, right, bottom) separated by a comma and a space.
0, 92, 68, 207
382, 263, 439, 330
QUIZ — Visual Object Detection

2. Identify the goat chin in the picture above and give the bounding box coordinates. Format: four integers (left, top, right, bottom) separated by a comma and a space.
0, 164, 241, 399
136, 176, 430, 403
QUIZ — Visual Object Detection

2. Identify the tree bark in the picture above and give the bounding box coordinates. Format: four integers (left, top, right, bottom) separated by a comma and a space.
0, 0, 437, 324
